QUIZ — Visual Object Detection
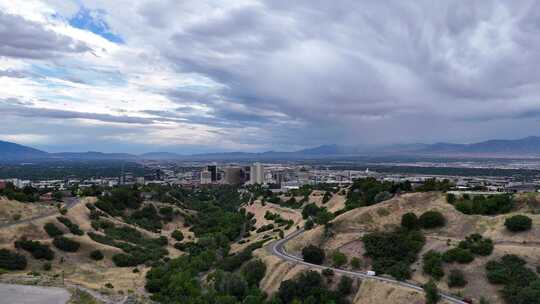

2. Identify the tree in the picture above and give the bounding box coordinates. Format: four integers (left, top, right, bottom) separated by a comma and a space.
44, 223, 64, 237
90, 250, 104, 261
304, 219, 314, 230
505, 215, 532, 232
401, 213, 419, 230
0, 249, 27, 270
53, 237, 80, 252
302, 245, 325, 265
337, 276, 353, 295
448, 269, 467, 288
419, 211, 446, 229
446, 193, 456, 204
443, 248, 474, 264
171, 230, 184, 242
423, 279, 440, 304
331, 250, 347, 267
241, 259, 266, 287
351, 257, 361, 269
423, 250, 444, 280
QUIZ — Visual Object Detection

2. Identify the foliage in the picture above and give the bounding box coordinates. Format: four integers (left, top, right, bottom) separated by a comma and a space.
448, 269, 467, 288
485, 255, 540, 304
423, 279, 440, 304
505, 215, 532, 232
350, 257, 361, 269
241, 259, 267, 287
305, 219, 314, 230
125, 204, 163, 232
423, 250, 444, 280
451, 194, 514, 215
112, 253, 138, 267
337, 276, 353, 295
331, 250, 347, 267
276, 271, 350, 304
171, 230, 184, 242
53, 236, 80, 252
302, 245, 325, 265
458, 234, 494, 256
362, 229, 425, 280
90, 250, 104, 261
14, 238, 54, 260
44, 223, 64, 237
345, 178, 409, 210
443, 248, 474, 264
95, 187, 142, 216
416, 178, 453, 192
446, 193, 456, 204
57, 217, 84, 235
0, 249, 27, 270
401, 212, 419, 230
419, 211, 446, 229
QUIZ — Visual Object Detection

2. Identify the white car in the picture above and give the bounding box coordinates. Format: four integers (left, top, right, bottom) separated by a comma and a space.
366, 270, 376, 276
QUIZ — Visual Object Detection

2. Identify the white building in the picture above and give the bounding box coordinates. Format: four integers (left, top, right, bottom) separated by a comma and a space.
200, 169, 212, 184
250, 162, 264, 184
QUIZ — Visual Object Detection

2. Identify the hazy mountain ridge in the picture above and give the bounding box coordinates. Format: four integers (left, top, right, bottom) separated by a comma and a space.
4, 136, 540, 161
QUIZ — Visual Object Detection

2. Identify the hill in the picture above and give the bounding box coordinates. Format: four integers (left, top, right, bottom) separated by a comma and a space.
0, 140, 48, 160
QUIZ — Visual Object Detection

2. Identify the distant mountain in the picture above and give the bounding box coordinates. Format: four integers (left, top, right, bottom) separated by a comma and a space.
417, 136, 540, 156
0, 140, 48, 160
4, 137, 540, 162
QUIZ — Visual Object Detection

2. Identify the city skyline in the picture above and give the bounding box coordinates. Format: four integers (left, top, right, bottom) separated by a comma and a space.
2, 1, 540, 154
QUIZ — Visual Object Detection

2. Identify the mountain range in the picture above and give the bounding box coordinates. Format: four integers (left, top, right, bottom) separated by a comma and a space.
3, 136, 540, 161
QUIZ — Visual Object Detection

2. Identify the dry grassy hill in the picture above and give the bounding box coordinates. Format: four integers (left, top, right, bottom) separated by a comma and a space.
271, 192, 540, 304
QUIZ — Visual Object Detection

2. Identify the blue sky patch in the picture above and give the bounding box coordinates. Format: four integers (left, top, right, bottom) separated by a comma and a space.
69, 7, 124, 44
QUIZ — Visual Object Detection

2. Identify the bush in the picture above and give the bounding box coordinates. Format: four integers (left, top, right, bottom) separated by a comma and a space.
112, 253, 138, 267
171, 230, 184, 242
423, 250, 444, 280
401, 213, 419, 230
423, 279, 440, 304
446, 193, 456, 204
505, 215, 532, 232
448, 269, 467, 288
241, 259, 266, 287
322, 268, 334, 277
42, 262, 52, 271
419, 211, 446, 229
302, 245, 325, 265
443, 248, 474, 264
90, 250, 104, 261
304, 219, 314, 230
351, 257, 361, 269
44, 223, 64, 237
458, 234, 493, 256
0, 249, 27, 270
15, 239, 54, 260
57, 217, 84, 236
53, 237, 80, 252
337, 276, 353, 295
331, 250, 347, 267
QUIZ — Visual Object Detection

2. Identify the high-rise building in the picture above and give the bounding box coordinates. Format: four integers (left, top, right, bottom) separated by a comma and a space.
200, 169, 212, 184
224, 167, 243, 185
207, 165, 218, 182
250, 162, 264, 184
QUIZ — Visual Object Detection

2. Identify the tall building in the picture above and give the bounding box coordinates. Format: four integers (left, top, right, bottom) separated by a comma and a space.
224, 167, 243, 185
250, 162, 264, 184
200, 169, 212, 184
207, 165, 218, 182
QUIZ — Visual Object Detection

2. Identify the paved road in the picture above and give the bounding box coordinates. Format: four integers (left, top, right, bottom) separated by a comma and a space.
0, 283, 71, 304
270, 229, 468, 304
0, 197, 80, 229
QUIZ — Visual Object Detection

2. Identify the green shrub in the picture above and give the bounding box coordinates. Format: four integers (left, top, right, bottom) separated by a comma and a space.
322, 268, 334, 277
42, 262, 52, 271
57, 217, 84, 236
351, 257, 361, 269
423, 279, 440, 304
171, 230, 184, 242
241, 259, 266, 287
458, 234, 493, 256
423, 250, 444, 280
331, 250, 347, 267
90, 250, 104, 261
447, 269, 467, 288
505, 215, 532, 232
302, 245, 325, 265
0, 249, 27, 270
401, 212, 419, 230
14, 239, 54, 260
419, 211, 446, 229
446, 193, 456, 204
304, 219, 314, 230
44, 223, 64, 237
53, 237, 80, 252
337, 276, 353, 295
443, 248, 474, 264
112, 253, 138, 267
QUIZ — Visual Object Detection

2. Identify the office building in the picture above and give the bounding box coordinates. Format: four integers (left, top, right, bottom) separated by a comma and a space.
250, 162, 264, 184
224, 167, 243, 185
207, 165, 218, 182
200, 169, 212, 184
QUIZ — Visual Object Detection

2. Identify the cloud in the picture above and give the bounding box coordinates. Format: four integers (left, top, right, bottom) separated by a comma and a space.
0, 11, 91, 59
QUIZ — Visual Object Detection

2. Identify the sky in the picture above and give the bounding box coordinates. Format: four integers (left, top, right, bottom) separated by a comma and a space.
2, 1, 540, 154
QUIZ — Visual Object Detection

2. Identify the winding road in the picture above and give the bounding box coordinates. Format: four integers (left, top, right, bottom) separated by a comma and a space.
270, 228, 468, 304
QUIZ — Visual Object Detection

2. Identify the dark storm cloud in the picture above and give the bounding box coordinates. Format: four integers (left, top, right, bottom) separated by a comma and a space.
0, 11, 91, 59
145, 0, 540, 145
